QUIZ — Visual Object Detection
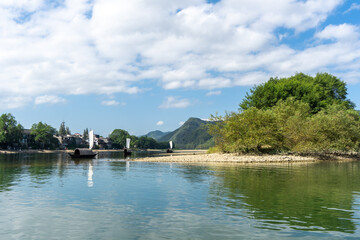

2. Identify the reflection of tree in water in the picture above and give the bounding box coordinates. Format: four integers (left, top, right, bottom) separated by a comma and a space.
108, 161, 128, 176
208, 162, 360, 233
175, 165, 213, 184
0, 155, 24, 191
26, 154, 62, 185
0, 153, 69, 189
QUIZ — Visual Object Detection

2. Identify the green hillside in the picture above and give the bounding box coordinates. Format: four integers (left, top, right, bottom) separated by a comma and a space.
159, 118, 215, 149
144, 130, 170, 141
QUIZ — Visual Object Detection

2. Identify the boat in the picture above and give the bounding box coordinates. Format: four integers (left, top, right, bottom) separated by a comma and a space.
69, 130, 97, 158
167, 141, 173, 153
124, 138, 132, 156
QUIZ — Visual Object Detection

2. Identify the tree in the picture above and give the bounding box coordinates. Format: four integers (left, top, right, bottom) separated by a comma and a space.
66, 126, 71, 135
210, 108, 282, 153
31, 122, 58, 149
108, 129, 130, 149
83, 128, 89, 139
136, 136, 158, 149
209, 73, 360, 154
209, 97, 360, 154
59, 122, 66, 136
240, 73, 354, 113
0, 113, 23, 149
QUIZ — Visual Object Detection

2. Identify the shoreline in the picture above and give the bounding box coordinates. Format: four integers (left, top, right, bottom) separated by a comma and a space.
0, 149, 133, 154
1, 149, 359, 164
133, 152, 360, 164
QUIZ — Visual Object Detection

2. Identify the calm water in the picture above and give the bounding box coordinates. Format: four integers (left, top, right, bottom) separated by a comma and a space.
1, 153, 360, 239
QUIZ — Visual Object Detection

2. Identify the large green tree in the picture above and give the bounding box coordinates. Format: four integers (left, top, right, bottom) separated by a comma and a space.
108, 129, 131, 148
31, 122, 58, 149
210, 99, 360, 153
0, 113, 23, 149
209, 73, 360, 154
240, 73, 354, 113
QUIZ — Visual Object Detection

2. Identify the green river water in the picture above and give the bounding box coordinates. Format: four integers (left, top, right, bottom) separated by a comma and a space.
0, 152, 359, 239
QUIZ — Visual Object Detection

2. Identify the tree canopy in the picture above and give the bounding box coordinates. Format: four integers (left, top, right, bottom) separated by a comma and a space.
109, 129, 131, 148
31, 122, 58, 149
59, 122, 66, 136
0, 113, 23, 149
210, 73, 360, 154
239, 73, 354, 113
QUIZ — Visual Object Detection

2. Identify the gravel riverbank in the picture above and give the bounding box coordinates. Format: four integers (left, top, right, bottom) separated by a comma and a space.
133, 152, 359, 163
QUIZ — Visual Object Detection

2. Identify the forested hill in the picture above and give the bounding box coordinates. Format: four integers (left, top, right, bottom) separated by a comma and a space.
159, 117, 215, 149
144, 130, 170, 141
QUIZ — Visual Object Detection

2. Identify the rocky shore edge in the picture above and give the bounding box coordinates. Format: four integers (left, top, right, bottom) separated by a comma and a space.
133, 152, 360, 163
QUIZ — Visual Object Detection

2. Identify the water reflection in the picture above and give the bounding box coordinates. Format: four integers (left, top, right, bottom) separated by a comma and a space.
88, 162, 93, 187
0, 153, 69, 191
207, 162, 360, 233
1, 153, 360, 238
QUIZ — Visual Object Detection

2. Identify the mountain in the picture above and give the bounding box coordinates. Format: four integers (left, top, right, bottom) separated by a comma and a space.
159, 117, 215, 149
144, 130, 170, 141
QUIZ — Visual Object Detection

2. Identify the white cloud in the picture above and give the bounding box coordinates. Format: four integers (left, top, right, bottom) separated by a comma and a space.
34, 95, 66, 105
159, 96, 191, 109
316, 24, 359, 42
156, 121, 164, 126
344, 3, 360, 13
206, 91, 222, 96
179, 121, 185, 126
101, 100, 125, 106
1, 0, 360, 109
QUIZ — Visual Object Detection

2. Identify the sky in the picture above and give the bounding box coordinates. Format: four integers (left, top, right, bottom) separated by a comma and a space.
0, 0, 360, 136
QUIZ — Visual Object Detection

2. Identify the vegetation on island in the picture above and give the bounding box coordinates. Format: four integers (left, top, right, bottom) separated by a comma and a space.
209, 73, 360, 154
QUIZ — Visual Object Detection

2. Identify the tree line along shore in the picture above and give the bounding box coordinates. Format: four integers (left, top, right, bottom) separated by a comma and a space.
0, 116, 171, 151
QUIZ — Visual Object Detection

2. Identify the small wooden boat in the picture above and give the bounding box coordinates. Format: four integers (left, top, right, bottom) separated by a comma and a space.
167, 141, 173, 153
69, 148, 97, 158
69, 130, 97, 159
123, 148, 132, 155
123, 138, 132, 156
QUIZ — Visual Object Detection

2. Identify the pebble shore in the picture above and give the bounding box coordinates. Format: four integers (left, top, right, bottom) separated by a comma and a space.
133, 153, 323, 163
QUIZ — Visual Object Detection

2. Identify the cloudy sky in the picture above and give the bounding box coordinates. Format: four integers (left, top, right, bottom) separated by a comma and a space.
1, 0, 360, 136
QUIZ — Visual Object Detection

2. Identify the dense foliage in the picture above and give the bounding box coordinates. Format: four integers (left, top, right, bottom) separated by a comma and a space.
210, 73, 360, 154
31, 122, 58, 149
240, 73, 354, 113
109, 129, 131, 148
0, 113, 24, 149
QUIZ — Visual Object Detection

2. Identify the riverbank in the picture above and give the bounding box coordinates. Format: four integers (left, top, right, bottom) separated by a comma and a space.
1, 149, 359, 163
0, 149, 134, 154
133, 152, 360, 163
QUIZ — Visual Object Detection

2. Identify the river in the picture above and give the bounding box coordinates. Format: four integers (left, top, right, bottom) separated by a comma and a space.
0, 153, 359, 239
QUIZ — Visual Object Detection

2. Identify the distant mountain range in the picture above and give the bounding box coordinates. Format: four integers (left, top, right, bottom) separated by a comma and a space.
144, 130, 171, 141
145, 117, 215, 149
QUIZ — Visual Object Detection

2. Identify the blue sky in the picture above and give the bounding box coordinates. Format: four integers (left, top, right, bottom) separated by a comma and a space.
1, 0, 360, 136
